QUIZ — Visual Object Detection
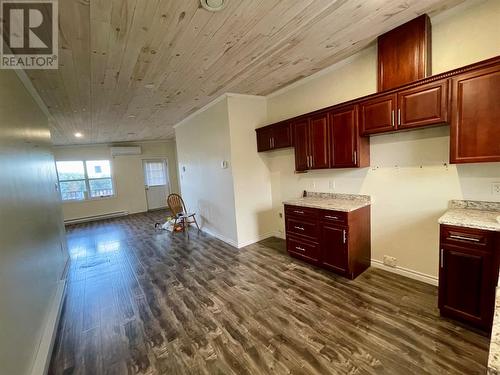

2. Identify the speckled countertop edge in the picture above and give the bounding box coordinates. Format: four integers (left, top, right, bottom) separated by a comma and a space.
283, 192, 371, 212
438, 200, 500, 232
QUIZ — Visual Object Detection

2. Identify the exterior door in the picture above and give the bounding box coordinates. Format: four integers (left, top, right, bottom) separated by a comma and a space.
143, 159, 170, 210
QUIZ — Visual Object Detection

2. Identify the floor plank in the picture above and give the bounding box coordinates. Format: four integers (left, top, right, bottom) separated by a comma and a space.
49, 211, 489, 374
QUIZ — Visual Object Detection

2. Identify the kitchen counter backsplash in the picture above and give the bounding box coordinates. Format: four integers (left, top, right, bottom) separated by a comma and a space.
450, 200, 500, 211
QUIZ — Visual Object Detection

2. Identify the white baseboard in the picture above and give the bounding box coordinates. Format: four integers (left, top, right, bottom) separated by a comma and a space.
201, 227, 239, 248
64, 211, 129, 225
30, 279, 67, 375
236, 232, 277, 248
371, 259, 438, 286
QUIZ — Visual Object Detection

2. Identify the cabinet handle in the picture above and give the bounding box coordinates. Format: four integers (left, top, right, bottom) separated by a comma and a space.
324, 215, 339, 220
269, 139, 272, 149
294, 226, 305, 231
272, 137, 275, 148
440, 249, 444, 268
293, 210, 304, 214
398, 109, 401, 126
295, 246, 306, 252
307, 156, 310, 168
449, 235, 480, 242
391, 110, 395, 127
343, 230, 347, 244
353, 150, 357, 165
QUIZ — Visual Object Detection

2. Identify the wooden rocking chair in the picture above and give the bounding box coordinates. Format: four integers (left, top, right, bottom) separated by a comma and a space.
167, 193, 200, 233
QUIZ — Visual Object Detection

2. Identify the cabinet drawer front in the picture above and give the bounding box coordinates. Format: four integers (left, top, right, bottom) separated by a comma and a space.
287, 236, 320, 262
440, 225, 493, 251
286, 217, 318, 240
285, 205, 318, 219
320, 210, 347, 224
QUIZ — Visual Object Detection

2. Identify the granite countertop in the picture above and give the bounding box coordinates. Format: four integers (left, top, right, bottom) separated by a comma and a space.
283, 192, 371, 212
438, 200, 500, 232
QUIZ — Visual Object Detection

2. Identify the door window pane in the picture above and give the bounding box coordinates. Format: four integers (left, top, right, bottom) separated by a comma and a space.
56, 161, 85, 180
144, 161, 167, 186
89, 178, 114, 198
59, 180, 86, 201
86, 160, 111, 178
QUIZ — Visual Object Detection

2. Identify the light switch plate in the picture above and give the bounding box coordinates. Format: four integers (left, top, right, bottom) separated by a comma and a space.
492, 182, 500, 195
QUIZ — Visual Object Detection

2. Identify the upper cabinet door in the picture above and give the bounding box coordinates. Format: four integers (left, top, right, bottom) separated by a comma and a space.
398, 79, 449, 129
359, 94, 397, 135
293, 119, 310, 172
256, 126, 273, 152
330, 106, 357, 167
309, 113, 330, 169
273, 122, 293, 149
450, 64, 500, 163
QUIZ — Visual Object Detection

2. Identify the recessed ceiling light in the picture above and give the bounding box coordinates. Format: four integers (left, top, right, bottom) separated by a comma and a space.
128, 115, 137, 118
144, 84, 155, 89
200, 0, 225, 12
74, 132, 83, 138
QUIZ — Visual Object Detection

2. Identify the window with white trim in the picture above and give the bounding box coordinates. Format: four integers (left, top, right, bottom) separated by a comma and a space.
56, 160, 115, 201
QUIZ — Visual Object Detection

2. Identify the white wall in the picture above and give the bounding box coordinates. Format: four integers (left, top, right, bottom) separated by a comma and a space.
53, 141, 179, 221
263, 0, 500, 280
227, 95, 274, 247
0, 70, 68, 375
175, 97, 239, 245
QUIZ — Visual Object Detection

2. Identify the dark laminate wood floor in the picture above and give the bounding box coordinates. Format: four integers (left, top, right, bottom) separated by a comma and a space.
49, 211, 489, 375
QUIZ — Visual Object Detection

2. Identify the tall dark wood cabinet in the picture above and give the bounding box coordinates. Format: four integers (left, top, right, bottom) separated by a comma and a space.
377, 14, 431, 91
450, 63, 500, 163
439, 225, 500, 331
285, 204, 371, 280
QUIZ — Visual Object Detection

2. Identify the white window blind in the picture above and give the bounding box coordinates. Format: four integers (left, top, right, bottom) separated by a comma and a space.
144, 161, 167, 187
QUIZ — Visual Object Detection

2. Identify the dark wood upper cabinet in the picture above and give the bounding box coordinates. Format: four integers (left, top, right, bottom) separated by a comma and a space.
256, 121, 292, 152
309, 113, 330, 169
273, 122, 292, 149
293, 119, 309, 172
378, 15, 431, 91
450, 63, 500, 163
256, 126, 273, 152
397, 79, 449, 129
359, 94, 397, 135
330, 105, 369, 168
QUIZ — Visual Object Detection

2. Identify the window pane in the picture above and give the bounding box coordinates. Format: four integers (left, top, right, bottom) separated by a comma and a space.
144, 161, 167, 186
86, 160, 111, 178
89, 178, 114, 198
56, 161, 85, 181
60, 180, 86, 201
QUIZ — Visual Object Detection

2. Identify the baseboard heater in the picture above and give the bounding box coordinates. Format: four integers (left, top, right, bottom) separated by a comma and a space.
64, 211, 129, 225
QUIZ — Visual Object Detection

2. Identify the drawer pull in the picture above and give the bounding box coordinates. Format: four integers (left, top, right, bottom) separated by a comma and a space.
294, 226, 305, 231
324, 215, 339, 220
440, 249, 444, 268
293, 210, 304, 214
449, 235, 480, 242
295, 246, 306, 252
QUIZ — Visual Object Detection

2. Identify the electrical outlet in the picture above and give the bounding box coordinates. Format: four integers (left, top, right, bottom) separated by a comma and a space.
383, 255, 397, 267
328, 180, 335, 190
278, 212, 283, 218
492, 183, 500, 195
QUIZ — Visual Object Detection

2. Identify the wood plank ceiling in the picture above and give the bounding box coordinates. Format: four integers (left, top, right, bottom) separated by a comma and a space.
26, 0, 465, 145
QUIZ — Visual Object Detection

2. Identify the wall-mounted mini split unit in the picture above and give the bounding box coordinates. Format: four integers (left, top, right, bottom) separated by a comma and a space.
110, 146, 142, 156
200, 0, 225, 12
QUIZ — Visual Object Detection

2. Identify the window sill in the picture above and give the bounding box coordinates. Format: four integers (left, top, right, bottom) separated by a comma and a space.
62, 195, 117, 204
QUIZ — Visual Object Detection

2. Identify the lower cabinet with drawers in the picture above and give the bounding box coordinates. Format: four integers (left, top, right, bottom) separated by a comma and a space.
439, 225, 500, 331
284, 204, 371, 279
